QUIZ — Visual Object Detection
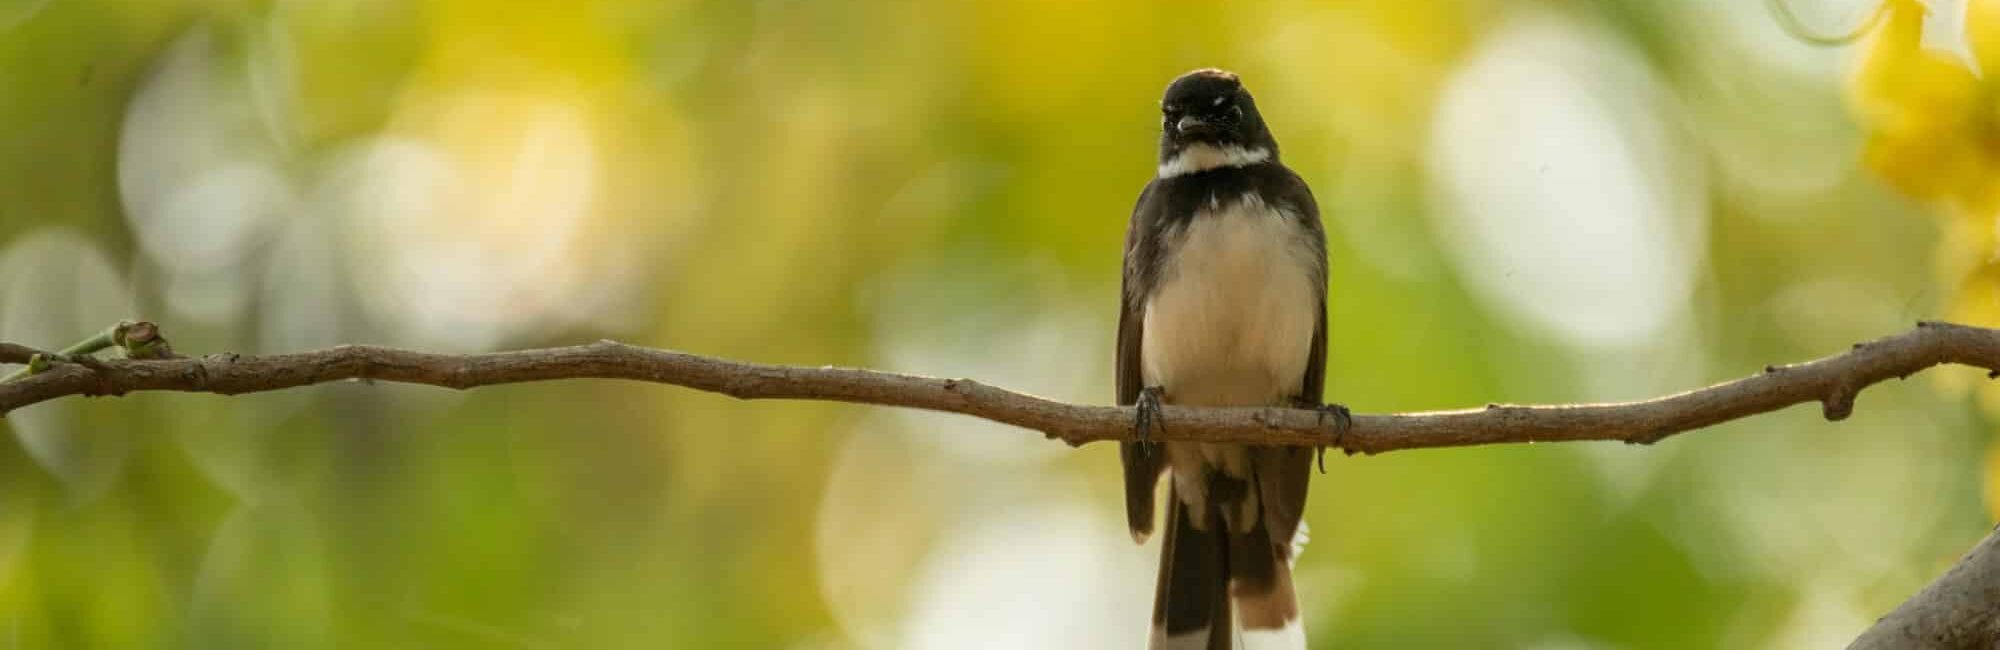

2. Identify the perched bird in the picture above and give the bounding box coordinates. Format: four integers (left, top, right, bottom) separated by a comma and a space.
1117, 68, 1339, 650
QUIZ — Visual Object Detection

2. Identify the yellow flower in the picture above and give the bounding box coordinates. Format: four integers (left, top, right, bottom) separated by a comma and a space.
1969, 0, 2000, 74
1860, 1, 2000, 522
1849, 0, 1996, 207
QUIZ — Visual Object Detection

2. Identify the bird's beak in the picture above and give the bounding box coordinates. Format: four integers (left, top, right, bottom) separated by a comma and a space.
1176, 115, 1213, 135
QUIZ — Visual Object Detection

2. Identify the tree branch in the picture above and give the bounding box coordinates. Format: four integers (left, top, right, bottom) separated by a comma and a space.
8, 320, 2000, 643
2, 320, 1998, 453
1849, 524, 2000, 649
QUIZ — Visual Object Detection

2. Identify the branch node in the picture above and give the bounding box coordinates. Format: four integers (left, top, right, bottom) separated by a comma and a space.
1627, 428, 1673, 445
118, 321, 176, 359
1823, 385, 1857, 421
4, 350, 82, 383
186, 360, 209, 390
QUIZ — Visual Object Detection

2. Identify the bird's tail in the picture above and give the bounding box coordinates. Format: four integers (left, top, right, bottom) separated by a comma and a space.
1149, 486, 1305, 650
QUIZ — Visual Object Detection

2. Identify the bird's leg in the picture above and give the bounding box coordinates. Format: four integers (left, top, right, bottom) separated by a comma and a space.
1292, 397, 1351, 472
1135, 385, 1168, 450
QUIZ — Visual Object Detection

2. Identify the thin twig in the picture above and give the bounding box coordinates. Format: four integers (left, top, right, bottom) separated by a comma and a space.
2, 321, 1997, 453
0, 321, 175, 383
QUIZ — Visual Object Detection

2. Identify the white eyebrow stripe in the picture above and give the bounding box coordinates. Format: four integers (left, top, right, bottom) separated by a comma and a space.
1157, 143, 1271, 178
1212, 96, 1226, 106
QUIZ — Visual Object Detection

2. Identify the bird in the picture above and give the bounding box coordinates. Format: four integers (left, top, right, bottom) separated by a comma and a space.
1117, 68, 1340, 650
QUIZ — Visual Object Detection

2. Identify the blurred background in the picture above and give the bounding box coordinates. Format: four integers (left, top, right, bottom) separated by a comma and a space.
0, 0, 1992, 647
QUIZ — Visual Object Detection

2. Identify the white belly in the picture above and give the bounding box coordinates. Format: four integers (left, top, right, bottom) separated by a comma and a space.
1140, 193, 1319, 408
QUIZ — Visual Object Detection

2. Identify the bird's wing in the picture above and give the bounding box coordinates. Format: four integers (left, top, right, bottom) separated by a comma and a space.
1120, 179, 1167, 542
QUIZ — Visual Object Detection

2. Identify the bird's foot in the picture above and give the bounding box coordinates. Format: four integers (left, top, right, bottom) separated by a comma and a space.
1135, 386, 1168, 450
1293, 398, 1351, 472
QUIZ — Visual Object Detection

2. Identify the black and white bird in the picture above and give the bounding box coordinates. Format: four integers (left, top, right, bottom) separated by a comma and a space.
1117, 68, 1337, 650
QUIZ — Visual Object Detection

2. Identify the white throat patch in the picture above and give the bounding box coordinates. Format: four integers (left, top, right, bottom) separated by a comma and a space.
1157, 143, 1271, 178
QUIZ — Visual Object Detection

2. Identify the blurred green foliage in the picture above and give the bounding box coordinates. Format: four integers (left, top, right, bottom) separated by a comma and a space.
0, 0, 1989, 647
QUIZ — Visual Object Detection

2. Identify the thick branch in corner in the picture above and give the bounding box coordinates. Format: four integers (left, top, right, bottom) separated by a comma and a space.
4, 321, 2000, 454
1849, 524, 2000, 649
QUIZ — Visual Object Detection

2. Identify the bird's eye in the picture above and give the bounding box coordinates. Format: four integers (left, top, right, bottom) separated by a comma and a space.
1229, 104, 1243, 118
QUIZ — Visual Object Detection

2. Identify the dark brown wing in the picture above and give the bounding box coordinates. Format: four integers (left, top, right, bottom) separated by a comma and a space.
1301, 302, 1327, 406
1255, 165, 1327, 553
1120, 180, 1167, 542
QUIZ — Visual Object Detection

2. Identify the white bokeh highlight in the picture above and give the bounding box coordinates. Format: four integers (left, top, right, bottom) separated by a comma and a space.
1428, 13, 1707, 350
117, 27, 289, 269
898, 495, 1154, 650
118, 26, 297, 324
338, 97, 606, 351
815, 426, 1155, 650
0, 228, 140, 499
117, 22, 642, 351
864, 260, 1105, 464
1667, 1, 1863, 204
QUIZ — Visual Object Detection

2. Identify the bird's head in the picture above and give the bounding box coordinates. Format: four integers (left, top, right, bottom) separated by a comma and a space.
1157, 68, 1276, 176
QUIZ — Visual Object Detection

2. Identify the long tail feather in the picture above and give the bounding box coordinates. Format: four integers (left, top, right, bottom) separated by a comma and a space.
1230, 515, 1303, 650
1150, 486, 1230, 649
